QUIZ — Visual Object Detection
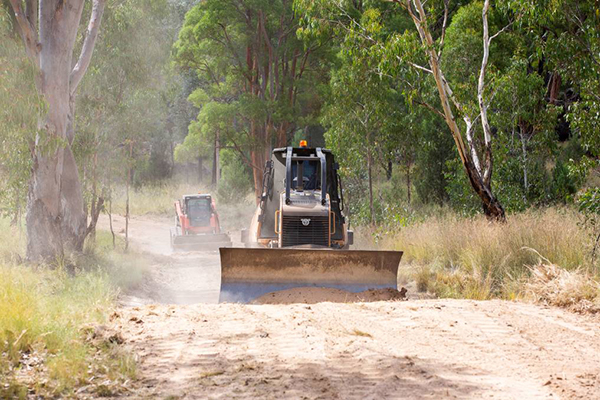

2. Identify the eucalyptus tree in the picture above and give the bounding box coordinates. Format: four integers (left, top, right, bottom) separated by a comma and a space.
319, 7, 418, 224
75, 0, 175, 240
174, 0, 327, 199
297, 0, 512, 220
7, 0, 107, 261
506, 0, 600, 156
387, 0, 513, 220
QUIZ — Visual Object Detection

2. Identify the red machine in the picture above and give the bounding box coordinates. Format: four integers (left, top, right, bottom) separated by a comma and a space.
171, 194, 232, 251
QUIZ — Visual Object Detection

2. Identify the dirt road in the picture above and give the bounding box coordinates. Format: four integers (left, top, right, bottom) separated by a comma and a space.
99, 214, 222, 304
100, 215, 600, 399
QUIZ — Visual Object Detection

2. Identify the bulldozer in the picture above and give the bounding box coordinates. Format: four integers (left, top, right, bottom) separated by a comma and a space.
171, 194, 232, 251
219, 141, 402, 302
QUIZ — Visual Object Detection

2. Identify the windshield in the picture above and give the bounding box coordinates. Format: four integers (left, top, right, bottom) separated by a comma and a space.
291, 160, 320, 190
187, 198, 211, 220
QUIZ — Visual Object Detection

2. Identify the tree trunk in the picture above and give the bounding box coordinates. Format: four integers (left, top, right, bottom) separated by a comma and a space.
250, 151, 265, 205
27, 106, 87, 261
9, 0, 107, 261
198, 155, 204, 183
88, 152, 98, 241
406, 159, 411, 204
367, 148, 375, 226
402, 0, 505, 221
249, 120, 268, 204
215, 132, 221, 184
125, 142, 132, 252
212, 134, 219, 186
520, 131, 529, 199
108, 191, 115, 249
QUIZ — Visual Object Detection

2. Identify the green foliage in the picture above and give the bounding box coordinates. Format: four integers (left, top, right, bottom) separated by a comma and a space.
3, 0, 600, 229
74, 0, 181, 209
507, 0, 600, 181
217, 149, 253, 203
296, 0, 598, 222
577, 187, 600, 266
0, 11, 40, 219
173, 0, 330, 193
414, 115, 454, 205
442, 1, 516, 107
579, 188, 600, 216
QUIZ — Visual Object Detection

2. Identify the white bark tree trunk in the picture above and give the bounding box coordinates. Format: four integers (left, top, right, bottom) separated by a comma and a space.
398, 0, 506, 221
9, 0, 107, 261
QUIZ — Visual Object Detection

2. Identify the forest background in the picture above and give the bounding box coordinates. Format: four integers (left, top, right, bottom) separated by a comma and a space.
2, 0, 599, 226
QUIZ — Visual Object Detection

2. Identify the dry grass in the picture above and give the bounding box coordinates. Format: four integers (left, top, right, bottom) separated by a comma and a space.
525, 261, 600, 313
0, 223, 141, 398
111, 182, 205, 216
351, 329, 373, 338
110, 181, 257, 230
0, 218, 25, 263
199, 370, 226, 378
368, 208, 598, 301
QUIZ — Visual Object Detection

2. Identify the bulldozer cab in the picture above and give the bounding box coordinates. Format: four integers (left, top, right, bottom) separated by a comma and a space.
184, 195, 212, 227
290, 160, 320, 191
258, 146, 345, 245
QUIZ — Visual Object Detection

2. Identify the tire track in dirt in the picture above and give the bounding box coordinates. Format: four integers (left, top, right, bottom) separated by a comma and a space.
114, 300, 600, 399
100, 214, 600, 399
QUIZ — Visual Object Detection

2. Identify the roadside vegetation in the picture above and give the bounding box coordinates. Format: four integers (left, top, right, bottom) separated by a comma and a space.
359, 207, 600, 311
0, 219, 147, 398
110, 182, 205, 216
109, 182, 256, 232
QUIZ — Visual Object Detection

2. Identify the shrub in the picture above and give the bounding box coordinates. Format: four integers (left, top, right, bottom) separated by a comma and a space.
375, 208, 594, 300
217, 149, 253, 204
0, 225, 139, 397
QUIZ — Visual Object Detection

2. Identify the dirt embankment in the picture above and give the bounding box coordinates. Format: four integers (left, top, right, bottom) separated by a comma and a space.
100, 214, 600, 399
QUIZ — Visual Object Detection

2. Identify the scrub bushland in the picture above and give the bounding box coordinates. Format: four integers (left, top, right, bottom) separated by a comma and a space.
366, 208, 600, 310
0, 220, 147, 398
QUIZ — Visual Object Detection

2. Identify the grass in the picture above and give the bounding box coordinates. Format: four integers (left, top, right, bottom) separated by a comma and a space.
526, 261, 600, 312
111, 182, 205, 216
110, 181, 257, 230
364, 208, 600, 307
351, 329, 373, 338
0, 220, 147, 398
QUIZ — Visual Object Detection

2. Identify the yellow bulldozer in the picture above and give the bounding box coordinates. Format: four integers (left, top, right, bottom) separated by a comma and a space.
219, 142, 403, 302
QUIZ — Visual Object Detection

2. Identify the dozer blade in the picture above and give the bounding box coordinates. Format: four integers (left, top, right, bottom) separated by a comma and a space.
219, 247, 402, 303
171, 232, 232, 252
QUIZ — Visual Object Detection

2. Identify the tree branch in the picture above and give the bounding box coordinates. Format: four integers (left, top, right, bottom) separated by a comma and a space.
479, 0, 498, 185
489, 20, 513, 42
70, 0, 107, 95
226, 133, 263, 172
406, 61, 433, 74
8, 0, 40, 70
437, 0, 449, 59
414, 100, 445, 119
